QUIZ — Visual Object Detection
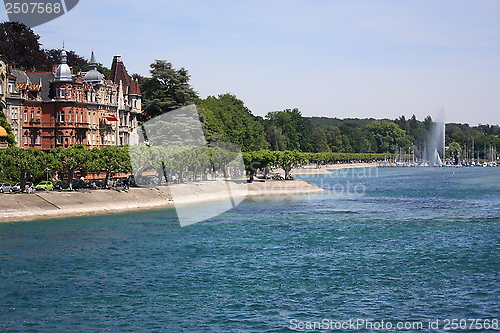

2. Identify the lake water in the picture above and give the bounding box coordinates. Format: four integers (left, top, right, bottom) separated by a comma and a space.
1, 167, 499, 332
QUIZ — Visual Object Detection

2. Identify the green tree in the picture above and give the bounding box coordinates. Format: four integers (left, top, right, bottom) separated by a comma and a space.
0, 147, 45, 191
141, 60, 198, 120
324, 126, 344, 152
367, 120, 411, 153
265, 108, 313, 152
395, 115, 410, 134
311, 128, 330, 152
196, 94, 268, 152
242, 150, 276, 181
51, 145, 92, 190
275, 150, 308, 180
265, 124, 287, 151
92, 146, 132, 188
0, 21, 46, 70
142, 105, 207, 148
448, 142, 461, 162
423, 116, 434, 133
43, 48, 88, 71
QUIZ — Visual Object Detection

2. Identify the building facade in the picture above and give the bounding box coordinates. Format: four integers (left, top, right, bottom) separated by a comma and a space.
0, 50, 142, 150
108, 55, 141, 146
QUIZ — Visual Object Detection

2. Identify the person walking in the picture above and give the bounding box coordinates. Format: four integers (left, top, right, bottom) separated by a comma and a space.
123, 177, 129, 191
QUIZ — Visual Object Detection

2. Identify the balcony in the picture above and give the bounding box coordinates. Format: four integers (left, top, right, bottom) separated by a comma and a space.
99, 124, 113, 131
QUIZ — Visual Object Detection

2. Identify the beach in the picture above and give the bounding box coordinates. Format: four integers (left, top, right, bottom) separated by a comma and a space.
290, 162, 378, 175
0, 163, 377, 223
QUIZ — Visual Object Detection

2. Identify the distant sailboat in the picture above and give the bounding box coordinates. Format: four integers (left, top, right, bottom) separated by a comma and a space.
433, 149, 443, 166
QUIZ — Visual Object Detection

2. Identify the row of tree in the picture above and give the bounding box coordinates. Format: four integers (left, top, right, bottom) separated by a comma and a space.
0, 145, 130, 190
0, 143, 391, 186
242, 150, 391, 180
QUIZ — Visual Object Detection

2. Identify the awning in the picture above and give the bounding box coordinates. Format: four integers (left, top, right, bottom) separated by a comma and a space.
102, 115, 118, 121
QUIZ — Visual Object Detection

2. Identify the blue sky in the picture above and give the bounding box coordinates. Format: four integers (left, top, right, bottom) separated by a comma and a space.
2, 0, 499, 125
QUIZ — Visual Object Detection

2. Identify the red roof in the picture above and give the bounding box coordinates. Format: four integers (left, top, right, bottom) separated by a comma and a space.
108, 56, 131, 89
129, 80, 141, 96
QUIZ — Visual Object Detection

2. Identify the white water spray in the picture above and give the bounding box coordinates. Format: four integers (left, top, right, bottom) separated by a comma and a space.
428, 108, 445, 165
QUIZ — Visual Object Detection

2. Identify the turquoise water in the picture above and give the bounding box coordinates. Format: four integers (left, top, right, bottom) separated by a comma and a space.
1, 167, 499, 332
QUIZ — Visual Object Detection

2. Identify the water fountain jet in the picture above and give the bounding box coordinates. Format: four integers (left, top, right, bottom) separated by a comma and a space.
427, 108, 445, 165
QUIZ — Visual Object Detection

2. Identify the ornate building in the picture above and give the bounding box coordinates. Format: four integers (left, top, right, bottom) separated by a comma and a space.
108, 55, 141, 145
1, 50, 141, 150
83, 51, 119, 147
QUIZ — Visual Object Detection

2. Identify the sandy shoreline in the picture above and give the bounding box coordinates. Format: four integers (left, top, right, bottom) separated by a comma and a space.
0, 163, 376, 223
289, 162, 378, 175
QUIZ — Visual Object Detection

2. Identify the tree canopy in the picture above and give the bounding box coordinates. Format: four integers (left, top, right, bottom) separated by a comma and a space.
196, 94, 268, 152
140, 60, 198, 120
264, 108, 313, 152
0, 21, 46, 70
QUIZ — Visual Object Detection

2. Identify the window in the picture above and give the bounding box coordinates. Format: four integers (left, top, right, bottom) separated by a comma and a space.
68, 112, 72, 123
24, 110, 28, 122
67, 87, 72, 98
11, 107, 18, 120
23, 132, 28, 145
36, 132, 41, 145
57, 132, 63, 144
30, 133, 35, 145
57, 111, 65, 122
8, 81, 14, 93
